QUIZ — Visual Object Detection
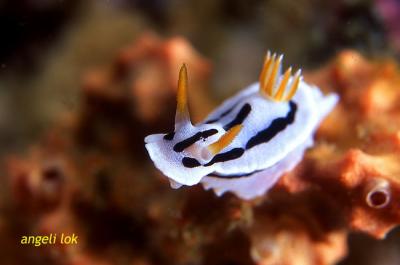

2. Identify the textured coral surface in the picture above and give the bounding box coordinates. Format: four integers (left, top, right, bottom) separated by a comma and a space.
1, 34, 400, 265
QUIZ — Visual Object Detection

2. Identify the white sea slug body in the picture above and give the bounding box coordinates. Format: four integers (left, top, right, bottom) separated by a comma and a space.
144, 52, 338, 200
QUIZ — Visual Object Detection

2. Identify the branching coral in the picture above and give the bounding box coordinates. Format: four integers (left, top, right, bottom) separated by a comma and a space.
2, 35, 400, 265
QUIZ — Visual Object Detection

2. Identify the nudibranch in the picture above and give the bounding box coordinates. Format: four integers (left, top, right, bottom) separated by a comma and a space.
145, 52, 338, 199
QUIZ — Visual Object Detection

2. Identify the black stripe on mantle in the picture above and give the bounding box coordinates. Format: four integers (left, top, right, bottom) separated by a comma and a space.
180, 100, 298, 168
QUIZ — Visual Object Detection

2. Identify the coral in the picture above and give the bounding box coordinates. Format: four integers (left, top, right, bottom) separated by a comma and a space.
242, 50, 400, 264
302, 50, 400, 238
2, 34, 400, 265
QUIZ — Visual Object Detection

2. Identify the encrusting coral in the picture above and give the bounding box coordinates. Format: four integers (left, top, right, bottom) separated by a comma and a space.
1, 34, 400, 265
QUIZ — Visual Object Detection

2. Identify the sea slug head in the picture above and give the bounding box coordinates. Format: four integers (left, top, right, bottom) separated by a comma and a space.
144, 64, 242, 186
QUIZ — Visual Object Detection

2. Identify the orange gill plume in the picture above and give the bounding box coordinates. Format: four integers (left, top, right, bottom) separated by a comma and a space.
175, 64, 191, 126
259, 51, 302, 102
